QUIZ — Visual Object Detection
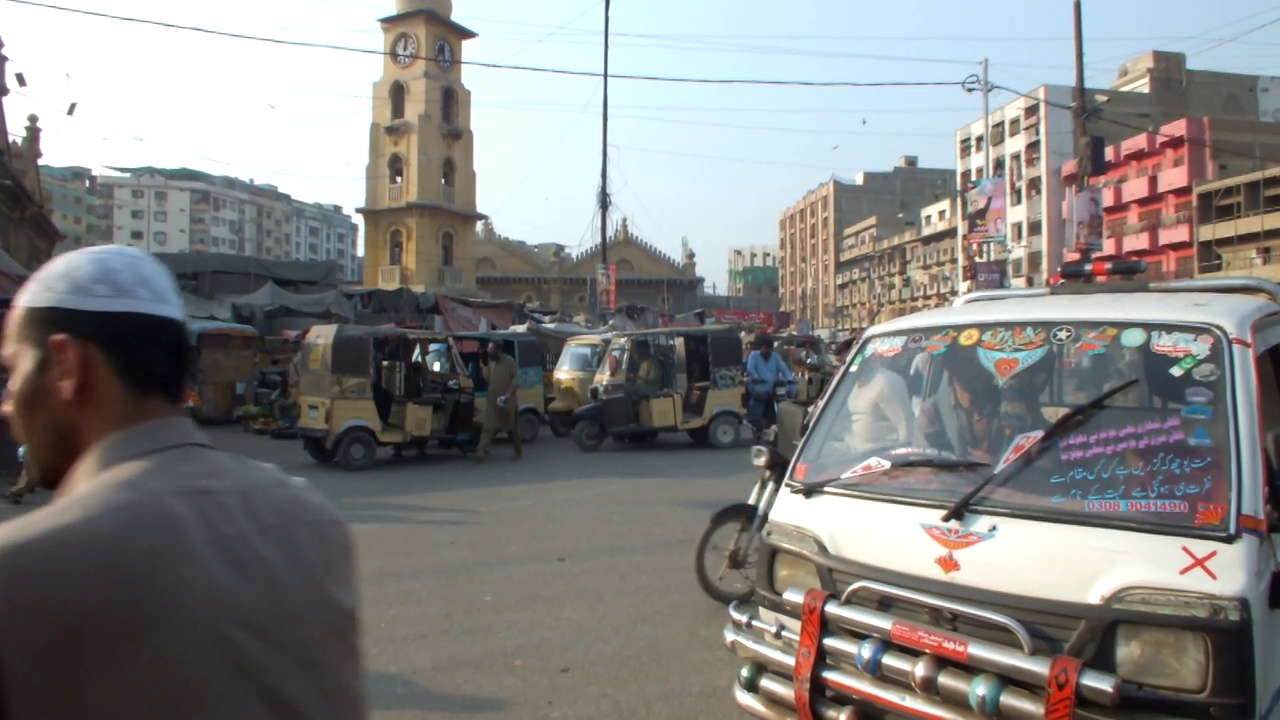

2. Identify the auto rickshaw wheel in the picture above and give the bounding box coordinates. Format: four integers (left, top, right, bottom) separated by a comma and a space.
304, 438, 337, 464
572, 420, 604, 452
518, 411, 541, 444
707, 415, 741, 450
549, 414, 573, 438
337, 431, 378, 471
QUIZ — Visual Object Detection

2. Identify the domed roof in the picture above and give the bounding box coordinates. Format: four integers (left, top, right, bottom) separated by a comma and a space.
395, 0, 451, 16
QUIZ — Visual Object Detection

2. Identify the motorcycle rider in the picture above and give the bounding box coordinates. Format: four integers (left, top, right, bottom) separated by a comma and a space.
744, 337, 795, 431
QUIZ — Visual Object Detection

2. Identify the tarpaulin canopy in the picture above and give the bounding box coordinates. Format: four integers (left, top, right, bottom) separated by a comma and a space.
184, 293, 234, 322
434, 295, 517, 332
231, 281, 355, 322
155, 253, 340, 286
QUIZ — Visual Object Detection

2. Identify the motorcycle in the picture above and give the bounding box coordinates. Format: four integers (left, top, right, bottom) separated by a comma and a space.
694, 426, 786, 604
746, 378, 792, 442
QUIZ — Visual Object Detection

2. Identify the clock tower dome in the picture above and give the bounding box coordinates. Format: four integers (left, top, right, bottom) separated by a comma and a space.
359, 0, 484, 291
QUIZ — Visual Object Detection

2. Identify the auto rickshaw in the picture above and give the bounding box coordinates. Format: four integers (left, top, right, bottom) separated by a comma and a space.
452, 330, 546, 443
546, 332, 611, 437
569, 325, 747, 452
769, 333, 836, 405
186, 319, 262, 423
295, 324, 477, 471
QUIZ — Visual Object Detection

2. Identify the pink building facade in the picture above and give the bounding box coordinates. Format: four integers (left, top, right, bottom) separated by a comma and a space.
1061, 117, 1212, 278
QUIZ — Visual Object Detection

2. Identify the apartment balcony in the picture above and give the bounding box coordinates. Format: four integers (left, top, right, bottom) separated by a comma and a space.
379, 265, 407, 288
1102, 185, 1123, 209
1120, 224, 1158, 254
1156, 165, 1193, 194
1120, 175, 1157, 204
1121, 132, 1158, 159
1158, 223, 1192, 247
439, 266, 464, 287
388, 184, 403, 203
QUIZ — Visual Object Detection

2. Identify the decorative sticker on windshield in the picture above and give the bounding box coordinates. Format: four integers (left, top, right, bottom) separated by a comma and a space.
1192, 502, 1227, 527
867, 336, 908, 358
1186, 387, 1214, 405
976, 327, 1049, 386
1057, 414, 1185, 462
1150, 330, 1214, 361
1191, 363, 1221, 383
919, 523, 996, 576
1049, 326, 1075, 344
1076, 327, 1118, 355
958, 328, 980, 346
839, 456, 891, 480
924, 330, 957, 355
994, 430, 1044, 474
1050, 451, 1218, 514
1119, 327, 1148, 348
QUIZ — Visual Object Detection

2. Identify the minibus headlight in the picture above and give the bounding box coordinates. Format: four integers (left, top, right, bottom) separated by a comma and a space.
1114, 624, 1209, 693
771, 553, 822, 596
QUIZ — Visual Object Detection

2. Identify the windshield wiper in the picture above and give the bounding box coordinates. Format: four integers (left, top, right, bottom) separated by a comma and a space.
794, 456, 991, 498
939, 378, 1140, 523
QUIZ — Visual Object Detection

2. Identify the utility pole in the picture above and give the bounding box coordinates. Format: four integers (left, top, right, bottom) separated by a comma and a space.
1072, 0, 1094, 278
596, 0, 611, 317
980, 57, 992, 271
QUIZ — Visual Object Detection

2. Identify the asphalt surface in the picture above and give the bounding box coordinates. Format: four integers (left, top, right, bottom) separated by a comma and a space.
3, 424, 758, 720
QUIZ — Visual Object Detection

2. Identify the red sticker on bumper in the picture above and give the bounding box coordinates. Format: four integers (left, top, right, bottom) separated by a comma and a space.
794, 589, 831, 720
889, 620, 970, 663
1045, 655, 1082, 720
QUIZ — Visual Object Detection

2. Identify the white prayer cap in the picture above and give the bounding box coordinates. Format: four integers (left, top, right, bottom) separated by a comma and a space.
13, 245, 186, 322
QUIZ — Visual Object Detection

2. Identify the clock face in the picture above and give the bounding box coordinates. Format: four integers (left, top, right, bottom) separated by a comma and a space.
434, 39, 455, 70
390, 32, 418, 67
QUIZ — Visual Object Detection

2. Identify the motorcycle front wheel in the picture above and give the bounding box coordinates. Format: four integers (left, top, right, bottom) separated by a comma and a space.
694, 504, 759, 605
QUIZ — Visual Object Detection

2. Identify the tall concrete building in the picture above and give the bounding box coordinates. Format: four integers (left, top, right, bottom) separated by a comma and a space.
728, 244, 778, 308
359, 0, 485, 291
835, 197, 962, 330
1194, 167, 1280, 281
293, 201, 361, 283
41, 165, 104, 249
778, 155, 954, 329
92, 167, 359, 277
956, 50, 1280, 290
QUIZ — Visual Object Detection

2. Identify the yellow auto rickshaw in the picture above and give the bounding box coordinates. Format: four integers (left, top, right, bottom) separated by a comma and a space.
186, 319, 262, 423
570, 325, 748, 451
547, 332, 611, 437
295, 324, 477, 471
452, 330, 547, 443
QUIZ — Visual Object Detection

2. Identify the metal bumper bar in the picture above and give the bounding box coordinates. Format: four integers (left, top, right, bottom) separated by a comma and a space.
778, 587, 1121, 706
725, 590, 1122, 720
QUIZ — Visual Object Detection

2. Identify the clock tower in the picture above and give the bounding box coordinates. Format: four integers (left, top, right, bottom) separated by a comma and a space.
359, 0, 485, 291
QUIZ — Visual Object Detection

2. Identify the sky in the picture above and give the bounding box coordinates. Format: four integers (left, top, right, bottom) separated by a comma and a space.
3, 0, 1279, 290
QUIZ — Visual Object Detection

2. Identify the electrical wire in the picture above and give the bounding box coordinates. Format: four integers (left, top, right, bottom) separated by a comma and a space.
466, 0, 602, 79
3, 0, 968, 89
12, 90, 366, 181
487, 81, 603, 216
1190, 14, 1280, 57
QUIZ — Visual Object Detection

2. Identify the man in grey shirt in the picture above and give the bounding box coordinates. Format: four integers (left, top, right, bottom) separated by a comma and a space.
0, 245, 366, 719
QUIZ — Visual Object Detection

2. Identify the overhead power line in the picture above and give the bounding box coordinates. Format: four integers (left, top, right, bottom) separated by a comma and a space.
3, 0, 966, 89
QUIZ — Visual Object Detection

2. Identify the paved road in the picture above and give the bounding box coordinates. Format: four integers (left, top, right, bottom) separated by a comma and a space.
6, 425, 758, 719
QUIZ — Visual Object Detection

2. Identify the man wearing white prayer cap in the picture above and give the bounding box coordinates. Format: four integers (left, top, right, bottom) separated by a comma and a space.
0, 245, 366, 720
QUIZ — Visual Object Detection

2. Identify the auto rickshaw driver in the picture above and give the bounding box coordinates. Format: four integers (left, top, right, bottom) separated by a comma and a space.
425, 342, 453, 373
627, 340, 661, 424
